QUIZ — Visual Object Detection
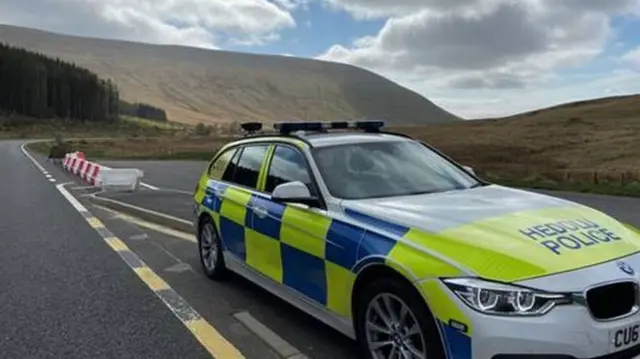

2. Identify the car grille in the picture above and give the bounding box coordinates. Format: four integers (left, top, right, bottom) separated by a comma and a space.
585, 281, 638, 320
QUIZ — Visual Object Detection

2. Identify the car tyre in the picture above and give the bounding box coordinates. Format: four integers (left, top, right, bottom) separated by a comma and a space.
355, 276, 446, 359
198, 216, 228, 280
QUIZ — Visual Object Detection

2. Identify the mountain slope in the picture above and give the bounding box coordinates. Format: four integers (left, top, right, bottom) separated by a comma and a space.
393, 94, 640, 179
0, 24, 460, 125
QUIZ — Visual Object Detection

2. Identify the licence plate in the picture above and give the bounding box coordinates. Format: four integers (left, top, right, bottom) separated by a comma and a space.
610, 323, 640, 353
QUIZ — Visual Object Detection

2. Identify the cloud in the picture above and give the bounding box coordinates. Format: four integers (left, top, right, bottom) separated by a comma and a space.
622, 47, 640, 69
0, 0, 296, 47
271, 0, 311, 10
317, 0, 640, 117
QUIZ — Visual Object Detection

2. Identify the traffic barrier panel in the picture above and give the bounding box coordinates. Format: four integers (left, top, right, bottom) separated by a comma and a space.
99, 168, 144, 191
61, 152, 144, 192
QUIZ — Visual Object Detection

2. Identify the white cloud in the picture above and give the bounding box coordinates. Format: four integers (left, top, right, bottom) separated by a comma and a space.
622, 47, 640, 69
318, 0, 640, 118
0, 0, 296, 47
271, 0, 312, 10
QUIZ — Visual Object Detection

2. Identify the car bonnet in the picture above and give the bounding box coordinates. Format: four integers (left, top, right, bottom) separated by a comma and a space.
343, 185, 640, 283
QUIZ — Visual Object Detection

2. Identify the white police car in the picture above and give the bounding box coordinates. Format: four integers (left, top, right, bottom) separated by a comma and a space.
193, 120, 640, 359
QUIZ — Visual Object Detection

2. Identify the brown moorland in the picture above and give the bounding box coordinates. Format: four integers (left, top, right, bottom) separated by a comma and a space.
390, 94, 640, 188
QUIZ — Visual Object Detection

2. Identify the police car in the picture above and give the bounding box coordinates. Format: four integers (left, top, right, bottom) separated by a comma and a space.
193, 120, 640, 359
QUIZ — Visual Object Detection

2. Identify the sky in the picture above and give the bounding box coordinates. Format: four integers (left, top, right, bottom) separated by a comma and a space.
1, 0, 640, 119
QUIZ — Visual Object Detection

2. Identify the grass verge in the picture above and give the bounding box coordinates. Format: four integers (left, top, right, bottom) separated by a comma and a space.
488, 177, 640, 198
26, 136, 233, 161
27, 136, 640, 198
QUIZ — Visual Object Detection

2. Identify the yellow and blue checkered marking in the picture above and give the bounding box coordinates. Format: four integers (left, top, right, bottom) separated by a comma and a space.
197, 180, 406, 317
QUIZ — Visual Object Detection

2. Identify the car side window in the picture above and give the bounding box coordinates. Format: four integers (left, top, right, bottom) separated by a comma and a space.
233, 145, 269, 189
209, 147, 239, 180
221, 147, 242, 182
265, 145, 314, 194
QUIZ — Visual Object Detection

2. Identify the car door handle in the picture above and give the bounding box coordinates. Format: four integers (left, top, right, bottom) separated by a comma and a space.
253, 206, 268, 219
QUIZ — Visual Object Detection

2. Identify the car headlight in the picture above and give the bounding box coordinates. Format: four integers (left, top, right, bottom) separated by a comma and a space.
442, 278, 571, 316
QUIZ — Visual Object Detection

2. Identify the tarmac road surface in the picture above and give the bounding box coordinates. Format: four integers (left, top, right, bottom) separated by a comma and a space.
0, 140, 211, 359
11, 151, 640, 359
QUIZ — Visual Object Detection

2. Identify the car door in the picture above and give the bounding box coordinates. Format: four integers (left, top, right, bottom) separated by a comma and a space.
256, 144, 334, 308
213, 144, 272, 267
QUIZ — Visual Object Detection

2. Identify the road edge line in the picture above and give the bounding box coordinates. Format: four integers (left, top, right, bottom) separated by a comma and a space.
22, 143, 244, 359
88, 193, 193, 233
55, 182, 245, 359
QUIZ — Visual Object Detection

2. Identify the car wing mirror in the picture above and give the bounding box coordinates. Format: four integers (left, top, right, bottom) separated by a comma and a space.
271, 181, 320, 207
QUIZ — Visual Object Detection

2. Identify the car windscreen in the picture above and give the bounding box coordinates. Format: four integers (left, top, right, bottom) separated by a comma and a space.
311, 140, 481, 200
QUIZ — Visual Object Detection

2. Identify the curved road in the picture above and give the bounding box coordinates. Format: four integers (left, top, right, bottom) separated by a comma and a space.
0, 141, 209, 358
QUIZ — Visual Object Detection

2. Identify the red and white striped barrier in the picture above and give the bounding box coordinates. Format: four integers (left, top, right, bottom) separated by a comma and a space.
62, 152, 143, 191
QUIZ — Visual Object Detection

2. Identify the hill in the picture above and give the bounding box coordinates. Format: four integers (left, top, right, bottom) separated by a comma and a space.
393, 94, 640, 186
0, 24, 460, 125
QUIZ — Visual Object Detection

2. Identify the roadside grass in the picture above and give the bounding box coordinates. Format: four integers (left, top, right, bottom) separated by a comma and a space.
19, 92, 640, 199
486, 176, 640, 198
27, 136, 232, 161
120, 115, 186, 130
0, 116, 180, 139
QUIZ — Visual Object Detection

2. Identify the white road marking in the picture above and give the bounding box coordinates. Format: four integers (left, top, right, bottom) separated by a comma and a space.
20, 142, 46, 172
92, 204, 196, 243
56, 182, 90, 212
140, 182, 160, 190
49, 178, 57, 182
233, 312, 309, 359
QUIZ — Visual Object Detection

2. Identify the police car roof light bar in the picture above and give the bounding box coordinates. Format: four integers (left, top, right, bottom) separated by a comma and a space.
355, 120, 385, 132
274, 120, 385, 134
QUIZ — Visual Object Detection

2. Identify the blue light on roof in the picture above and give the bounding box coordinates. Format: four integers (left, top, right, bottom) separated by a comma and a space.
273, 120, 385, 134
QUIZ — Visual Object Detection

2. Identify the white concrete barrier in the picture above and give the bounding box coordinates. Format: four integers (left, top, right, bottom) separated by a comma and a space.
62, 152, 143, 191
99, 168, 144, 191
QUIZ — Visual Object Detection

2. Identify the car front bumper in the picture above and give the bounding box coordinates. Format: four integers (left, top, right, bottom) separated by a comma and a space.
470, 304, 640, 359
423, 280, 640, 359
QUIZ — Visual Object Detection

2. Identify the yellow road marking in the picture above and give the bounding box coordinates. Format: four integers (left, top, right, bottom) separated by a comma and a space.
118, 214, 197, 243
87, 217, 105, 229
92, 204, 196, 243
134, 266, 171, 291
104, 237, 129, 252
51, 182, 246, 359
186, 318, 246, 359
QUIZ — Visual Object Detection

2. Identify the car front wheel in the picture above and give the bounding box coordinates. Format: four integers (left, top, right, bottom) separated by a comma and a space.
198, 216, 228, 280
356, 277, 446, 359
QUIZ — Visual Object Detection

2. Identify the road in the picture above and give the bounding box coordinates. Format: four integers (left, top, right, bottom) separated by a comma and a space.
101, 160, 206, 192
0, 141, 210, 358
13, 145, 357, 359
6, 150, 640, 359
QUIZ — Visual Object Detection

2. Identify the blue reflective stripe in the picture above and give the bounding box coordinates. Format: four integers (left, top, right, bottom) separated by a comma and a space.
357, 230, 397, 263
344, 208, 410, 237
247, 195, 286, 240
219, 217, 246, 260
325, 220, 364, 269
438, 321, 472, 359
281, 243, 327, 305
